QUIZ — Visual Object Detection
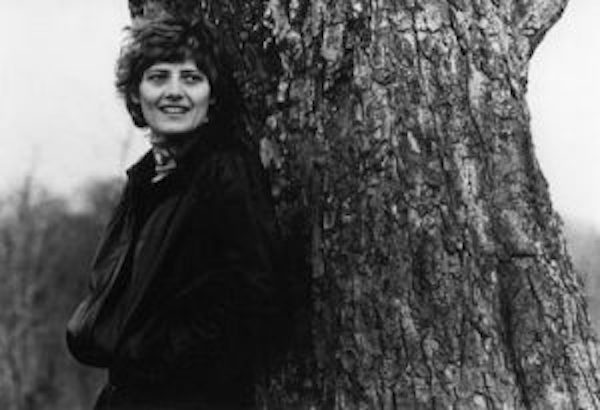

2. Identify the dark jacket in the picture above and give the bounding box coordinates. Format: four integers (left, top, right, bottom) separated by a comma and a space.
67, 129, 283, 408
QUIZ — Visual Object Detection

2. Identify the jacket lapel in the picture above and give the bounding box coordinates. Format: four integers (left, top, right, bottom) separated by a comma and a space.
117, 187, 194, 338
115, 136, 215, 341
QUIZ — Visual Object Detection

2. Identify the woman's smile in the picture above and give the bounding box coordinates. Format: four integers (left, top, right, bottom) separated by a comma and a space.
160, 105, 189, 114
135, 60, 212, 139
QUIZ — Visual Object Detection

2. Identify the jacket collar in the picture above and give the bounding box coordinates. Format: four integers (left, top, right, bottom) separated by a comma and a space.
125, 123, 225, 185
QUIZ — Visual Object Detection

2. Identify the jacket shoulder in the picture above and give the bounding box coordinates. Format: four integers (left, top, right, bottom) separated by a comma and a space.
191, 145, 269, 200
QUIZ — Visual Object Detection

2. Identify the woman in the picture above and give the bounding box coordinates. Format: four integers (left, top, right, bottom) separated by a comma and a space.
66, 16, 282, 409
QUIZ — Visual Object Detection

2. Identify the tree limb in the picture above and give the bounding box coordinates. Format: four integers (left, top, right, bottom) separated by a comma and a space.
514, 0, 569, 57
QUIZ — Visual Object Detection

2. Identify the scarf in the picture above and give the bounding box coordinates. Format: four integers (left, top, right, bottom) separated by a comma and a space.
148, 132, 198, 183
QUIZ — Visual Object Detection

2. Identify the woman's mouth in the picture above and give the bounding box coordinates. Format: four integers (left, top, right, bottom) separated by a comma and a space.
160, 106, 189, 114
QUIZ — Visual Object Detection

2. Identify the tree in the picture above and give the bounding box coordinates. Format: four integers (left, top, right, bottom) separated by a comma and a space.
0, 177, 123, 410
128, 1, 599, 408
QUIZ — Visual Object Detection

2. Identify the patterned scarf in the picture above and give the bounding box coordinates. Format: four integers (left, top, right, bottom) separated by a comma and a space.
149, 132, 198, 183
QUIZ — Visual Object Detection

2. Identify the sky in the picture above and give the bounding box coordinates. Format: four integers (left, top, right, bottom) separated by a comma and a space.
528, 0, 600, 230
0, 0, 146, 199
0, 0, 598, 230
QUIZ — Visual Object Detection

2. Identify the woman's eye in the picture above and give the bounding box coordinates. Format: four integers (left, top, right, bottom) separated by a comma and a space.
146, 73, 168, 83
182, 73, 206, 83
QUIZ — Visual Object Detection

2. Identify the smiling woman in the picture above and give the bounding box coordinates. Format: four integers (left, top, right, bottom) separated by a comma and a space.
66, 16, 285, 410
136, 61, 213, 140
134, 60, 215, 183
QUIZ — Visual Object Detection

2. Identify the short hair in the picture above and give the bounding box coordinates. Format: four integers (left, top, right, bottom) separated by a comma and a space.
115, 16, 239, 129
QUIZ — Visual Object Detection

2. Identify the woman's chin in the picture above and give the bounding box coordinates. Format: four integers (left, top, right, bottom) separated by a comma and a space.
151, 126, 205, 140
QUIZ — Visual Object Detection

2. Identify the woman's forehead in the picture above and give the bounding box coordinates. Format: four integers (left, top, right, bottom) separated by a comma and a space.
145, 60, 202, 72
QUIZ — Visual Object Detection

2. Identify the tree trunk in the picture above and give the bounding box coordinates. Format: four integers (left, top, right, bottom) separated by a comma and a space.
128, 1, 599, 408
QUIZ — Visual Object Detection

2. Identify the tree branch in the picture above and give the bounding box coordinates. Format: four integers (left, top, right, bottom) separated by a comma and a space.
514, 0, 569, 57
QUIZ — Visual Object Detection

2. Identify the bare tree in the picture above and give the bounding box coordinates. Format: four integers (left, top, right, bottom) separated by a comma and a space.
0, 176, 122, 410
0, 175, 50, 410
125, 1, 599, 408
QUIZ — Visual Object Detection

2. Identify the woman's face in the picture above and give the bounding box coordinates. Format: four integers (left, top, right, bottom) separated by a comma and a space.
135, 59, 212, 139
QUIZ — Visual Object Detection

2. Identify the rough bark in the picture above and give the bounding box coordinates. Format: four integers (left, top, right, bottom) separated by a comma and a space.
128, 1, 599, 408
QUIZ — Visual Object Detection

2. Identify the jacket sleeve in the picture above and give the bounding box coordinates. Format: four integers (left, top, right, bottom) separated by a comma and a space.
159, 150, 282, 377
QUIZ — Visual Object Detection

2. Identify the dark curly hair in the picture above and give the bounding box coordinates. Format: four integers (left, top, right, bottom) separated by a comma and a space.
115, 16, 240, 131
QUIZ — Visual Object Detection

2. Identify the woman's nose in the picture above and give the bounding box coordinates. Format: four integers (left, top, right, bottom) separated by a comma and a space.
164, 79, 184, 99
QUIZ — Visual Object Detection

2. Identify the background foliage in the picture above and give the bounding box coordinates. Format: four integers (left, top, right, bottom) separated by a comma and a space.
0, 178, 122, 410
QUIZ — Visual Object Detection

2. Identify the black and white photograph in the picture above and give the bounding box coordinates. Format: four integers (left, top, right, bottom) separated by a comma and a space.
0, 0, 599, 409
